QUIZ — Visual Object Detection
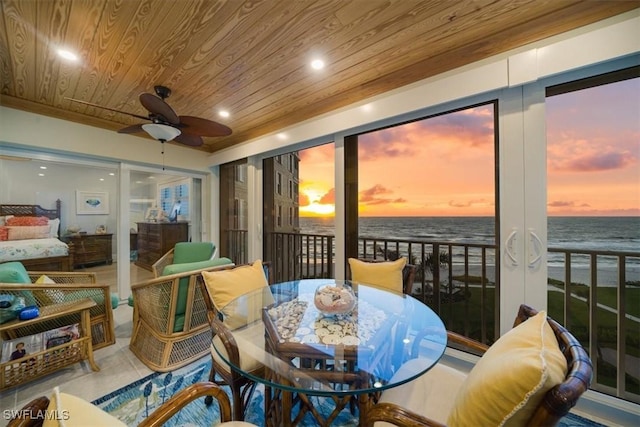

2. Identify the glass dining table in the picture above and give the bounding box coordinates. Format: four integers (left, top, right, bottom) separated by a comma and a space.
211, 278, 447, 426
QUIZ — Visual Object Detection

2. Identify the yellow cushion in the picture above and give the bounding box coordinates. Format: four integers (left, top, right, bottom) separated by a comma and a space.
447, 311, 568, 427
34, 275, 64, 305
43, 387, 126, 427
202, 260, 268, 311
348, 257, 406, 293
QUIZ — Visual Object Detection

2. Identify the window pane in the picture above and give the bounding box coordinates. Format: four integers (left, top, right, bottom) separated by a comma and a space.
546, 74, 640, 401
351, 103, 498, 342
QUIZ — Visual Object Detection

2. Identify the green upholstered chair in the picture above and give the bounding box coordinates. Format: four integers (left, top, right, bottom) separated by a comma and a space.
152, 242, 217, 278
127, 242, 219, 307
129, 256, 234, 371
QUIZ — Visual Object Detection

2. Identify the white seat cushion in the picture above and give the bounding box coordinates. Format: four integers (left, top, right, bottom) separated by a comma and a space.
377, 359, 467, 426
211, 322, 265, 374
43, 388, 126, 427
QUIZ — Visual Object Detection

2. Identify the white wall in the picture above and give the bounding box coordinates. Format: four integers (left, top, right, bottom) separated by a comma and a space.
0, 158, 118, 235
0, 107, 213, 172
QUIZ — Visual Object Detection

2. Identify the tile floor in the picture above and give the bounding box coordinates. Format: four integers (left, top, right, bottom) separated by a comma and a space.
0, 304, 155, 427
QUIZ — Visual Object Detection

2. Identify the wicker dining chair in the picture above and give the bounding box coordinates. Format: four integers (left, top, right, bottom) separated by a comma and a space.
199, 260, 273, 421
364, 304, 593, 427
7, 382, 257, 427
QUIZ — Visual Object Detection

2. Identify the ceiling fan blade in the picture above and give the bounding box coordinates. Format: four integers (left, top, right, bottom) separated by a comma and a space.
65, 98, 150, 121
139, 93, 180, 125
117, 124, 145, 134
179, 116, 232, 137
174, 133, 204, 147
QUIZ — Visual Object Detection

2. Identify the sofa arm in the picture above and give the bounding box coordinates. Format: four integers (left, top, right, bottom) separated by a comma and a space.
0, 283, 113, 347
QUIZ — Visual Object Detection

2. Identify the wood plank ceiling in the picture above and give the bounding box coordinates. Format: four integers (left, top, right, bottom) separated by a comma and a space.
1, 0, 637, 153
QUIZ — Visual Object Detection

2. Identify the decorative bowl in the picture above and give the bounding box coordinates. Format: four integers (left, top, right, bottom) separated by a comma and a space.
314, 284, 356, 316
67, 225, 81, 235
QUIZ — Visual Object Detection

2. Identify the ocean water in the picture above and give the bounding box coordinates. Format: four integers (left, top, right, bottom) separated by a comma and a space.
299, 216, 640, 275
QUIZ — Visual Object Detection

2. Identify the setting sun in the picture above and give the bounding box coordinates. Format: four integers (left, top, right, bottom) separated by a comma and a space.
299, 187, 335, 217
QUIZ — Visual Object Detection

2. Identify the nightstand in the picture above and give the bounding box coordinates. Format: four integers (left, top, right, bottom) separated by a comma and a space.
63, 233, 113, 268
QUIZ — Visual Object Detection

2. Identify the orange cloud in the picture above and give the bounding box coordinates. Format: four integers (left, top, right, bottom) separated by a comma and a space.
359, 184, 407, 205
299, 192, 310, 207
319, 188, 335, 204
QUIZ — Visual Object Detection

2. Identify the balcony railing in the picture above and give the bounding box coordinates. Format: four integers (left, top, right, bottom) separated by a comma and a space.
225, 229, 640, 403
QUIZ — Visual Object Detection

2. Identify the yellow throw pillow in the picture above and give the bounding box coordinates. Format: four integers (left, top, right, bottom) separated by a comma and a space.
43, 387, 127, 427
33, 274, 64, 305
348, 257, 406, 293
447, 311, 568, 427
36, 274, 55, 284
202, 259, 268, 311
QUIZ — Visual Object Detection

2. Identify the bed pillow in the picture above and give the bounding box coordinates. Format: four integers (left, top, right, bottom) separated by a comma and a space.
48, 218, 60, 238
447, 311, 568, 426
6, 216, 50, 226
0, 226, 8, 241
7, 225, 51, 240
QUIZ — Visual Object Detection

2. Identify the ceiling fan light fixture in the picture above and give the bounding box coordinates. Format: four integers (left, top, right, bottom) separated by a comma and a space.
142, 123, 181, 141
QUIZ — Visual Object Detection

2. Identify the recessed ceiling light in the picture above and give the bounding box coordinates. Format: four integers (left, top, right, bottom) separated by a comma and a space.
38, 173, 45, 177
109, 172, 115, 176
219, 110, 230, 118
40, 166, 47, 169
57, 48, 78, 62
99, 178, 104, 181
311, 59, 325, 70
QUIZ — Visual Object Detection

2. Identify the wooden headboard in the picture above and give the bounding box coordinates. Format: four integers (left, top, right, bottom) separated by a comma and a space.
0, 199, 61, 220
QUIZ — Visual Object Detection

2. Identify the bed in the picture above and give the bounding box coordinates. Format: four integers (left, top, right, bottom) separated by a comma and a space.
0, 200, 75, 271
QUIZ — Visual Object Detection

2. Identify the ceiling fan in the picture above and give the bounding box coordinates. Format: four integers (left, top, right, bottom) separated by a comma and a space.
66, 85, 231, 147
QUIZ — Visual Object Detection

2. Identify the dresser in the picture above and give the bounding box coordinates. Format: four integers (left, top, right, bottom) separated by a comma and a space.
135, 222, 189, 271
63, 233, 113, 268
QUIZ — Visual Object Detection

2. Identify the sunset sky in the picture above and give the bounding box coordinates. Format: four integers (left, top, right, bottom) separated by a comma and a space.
298, 78, 639, 217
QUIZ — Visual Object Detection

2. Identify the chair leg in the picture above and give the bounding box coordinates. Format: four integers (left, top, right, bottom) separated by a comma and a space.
204, 362, 216, 406
231, 385, 244, 421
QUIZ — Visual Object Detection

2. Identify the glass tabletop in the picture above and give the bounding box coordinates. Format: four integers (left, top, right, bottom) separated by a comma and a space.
212, 278, 447, 396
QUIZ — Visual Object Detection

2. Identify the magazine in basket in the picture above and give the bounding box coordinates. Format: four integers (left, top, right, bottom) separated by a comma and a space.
1, 323, 80, 364
44, 324, 80, 349
1, 333, 42, 364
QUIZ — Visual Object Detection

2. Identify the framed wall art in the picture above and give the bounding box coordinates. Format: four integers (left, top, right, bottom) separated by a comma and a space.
76, 191, 109, 215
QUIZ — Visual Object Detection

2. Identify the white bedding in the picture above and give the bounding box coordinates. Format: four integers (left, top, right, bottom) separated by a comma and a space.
0, 238, 69, 262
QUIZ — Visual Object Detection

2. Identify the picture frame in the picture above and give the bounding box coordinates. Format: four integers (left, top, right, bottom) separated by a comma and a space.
76, 191, 109, 215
